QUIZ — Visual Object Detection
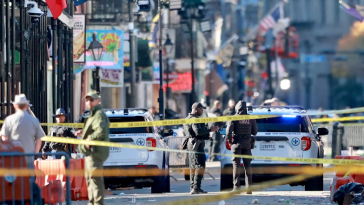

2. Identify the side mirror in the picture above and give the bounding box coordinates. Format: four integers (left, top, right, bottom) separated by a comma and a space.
163, 129, 174, 137
318, 128, 329, 135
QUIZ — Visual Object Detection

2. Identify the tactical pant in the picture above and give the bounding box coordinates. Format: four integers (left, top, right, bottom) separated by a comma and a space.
231, 138, 252, 189
85, 156, 105, 205
187, 142, 206, 191
208, 131, 222, 161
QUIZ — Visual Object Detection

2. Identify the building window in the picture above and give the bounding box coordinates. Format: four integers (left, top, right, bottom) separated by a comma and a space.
87, 0, 128, 23
321, 0, 326, 25
335, 0, 340, 22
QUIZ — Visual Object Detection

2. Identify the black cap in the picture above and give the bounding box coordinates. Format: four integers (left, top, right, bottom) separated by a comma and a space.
191, 102, 206, 110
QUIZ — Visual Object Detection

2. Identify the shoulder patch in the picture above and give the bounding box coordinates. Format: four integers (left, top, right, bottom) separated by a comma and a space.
99, 122, 106, 128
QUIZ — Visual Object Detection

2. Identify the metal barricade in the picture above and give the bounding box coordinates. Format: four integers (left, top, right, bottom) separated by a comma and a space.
167, 137, 189, 169
341, 125, 364, 147
0, 147, 72, 205
314, 123, 364, 157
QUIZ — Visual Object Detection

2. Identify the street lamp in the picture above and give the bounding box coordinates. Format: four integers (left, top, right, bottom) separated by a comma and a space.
180, 20, 196, 107
164, 34, 174, 54
280, 78, 291, 90
87, 32, 104, 94
164, 34, 174, 109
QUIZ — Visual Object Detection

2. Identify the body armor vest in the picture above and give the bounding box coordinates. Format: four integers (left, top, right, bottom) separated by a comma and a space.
233, 120, 252, 136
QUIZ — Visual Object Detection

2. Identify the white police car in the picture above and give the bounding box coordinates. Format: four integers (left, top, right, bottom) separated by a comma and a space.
78, 108, 173, 193
220, 106, 328, 191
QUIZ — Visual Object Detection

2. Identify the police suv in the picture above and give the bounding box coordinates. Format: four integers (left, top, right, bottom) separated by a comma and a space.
220, 106, 328, 191
77, 108, 173, 193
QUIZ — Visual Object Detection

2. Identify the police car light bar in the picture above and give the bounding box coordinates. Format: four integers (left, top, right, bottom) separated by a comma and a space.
138, 0, 149, 5
282, 115, 297, 118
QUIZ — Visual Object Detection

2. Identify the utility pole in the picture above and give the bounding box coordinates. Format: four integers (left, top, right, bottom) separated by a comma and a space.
166, 57, 169, 109
0, 0, 5, 119
52, 19, 57, 116
69, 3, 74, 122
57, 21, 63, 109
190, 18, 195, 107
304, 40, 311, 109
158, 0, 164, 120
5, 0, 10, 116
129, 0, 136, 106
265, 29, 274, 99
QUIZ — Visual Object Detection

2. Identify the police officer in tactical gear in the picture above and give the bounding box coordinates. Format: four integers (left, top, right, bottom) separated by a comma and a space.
208, 100, 223, 161
184, 102, 220, 194
42, 108, 76, 159
226, 101, 258, 193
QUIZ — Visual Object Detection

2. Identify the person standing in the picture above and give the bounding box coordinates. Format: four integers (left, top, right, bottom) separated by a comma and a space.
42, 108, 76, 159
75, 91, 110, 205
0, 94, 44, 167
223, 99, 236, 116
183, 102, 219, 194
208, 100, 223, 161
149, 106, 160, 121
226, 101, 257, 193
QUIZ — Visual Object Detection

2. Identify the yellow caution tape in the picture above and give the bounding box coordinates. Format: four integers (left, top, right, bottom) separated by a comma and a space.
39, 122, 83, 128
307, 107, 364, 116
1, 163, 364, 177
0, 166, 333, 204
1, 106, 363, 128
161, 173, 320, 205
0, 164, 343, 204
38, 114, 278, 128
312, 116, 364, 123
38, 115, 364, 128
41, 136, 364, 166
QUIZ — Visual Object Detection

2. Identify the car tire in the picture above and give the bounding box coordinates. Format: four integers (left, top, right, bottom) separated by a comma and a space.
164, 170, 171, 193
305, 159, 324, 191
151, 152, 170, 193
305, 174, 323, 191
164, 153, 171, 193
151, 175, 165, 193
220, 166, 233, 191
184, 170, 190, 181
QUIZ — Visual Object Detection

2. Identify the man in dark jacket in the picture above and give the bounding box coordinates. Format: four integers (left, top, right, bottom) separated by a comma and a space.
42, 108, 76, 159
184, 102, 219, 194
75, 91, 110, 205
226, 101, 258, 193
208, 100, 223, 161
223, 99, 236, 116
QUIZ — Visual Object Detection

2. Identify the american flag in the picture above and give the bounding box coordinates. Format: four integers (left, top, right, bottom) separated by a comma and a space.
260, 5, 282, 32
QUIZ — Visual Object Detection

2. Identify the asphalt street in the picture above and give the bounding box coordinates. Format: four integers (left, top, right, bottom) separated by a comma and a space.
72, 162, 336, 205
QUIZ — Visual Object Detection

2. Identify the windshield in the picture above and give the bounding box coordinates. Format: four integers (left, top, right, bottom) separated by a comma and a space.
109, 116, 149, 134
256, 116, 309, 133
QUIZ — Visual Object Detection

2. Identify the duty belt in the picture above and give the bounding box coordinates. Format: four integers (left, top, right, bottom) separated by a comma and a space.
235, 134, 250, 139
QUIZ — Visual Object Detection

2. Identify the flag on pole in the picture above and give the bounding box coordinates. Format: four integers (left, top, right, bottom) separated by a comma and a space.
273, 18, 290, 36
74, 0, 87, 6
46, 0, 67, 19
271, 57, 286, 80
340, 1, 364, 22
259, 3, 283, 33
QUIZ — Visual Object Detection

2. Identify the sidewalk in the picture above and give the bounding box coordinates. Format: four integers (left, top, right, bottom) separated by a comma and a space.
206, 161, 220, 168
72, 191, 334, 205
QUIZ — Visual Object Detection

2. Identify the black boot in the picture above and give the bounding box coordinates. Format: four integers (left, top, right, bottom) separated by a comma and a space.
190, 188, 208, 194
